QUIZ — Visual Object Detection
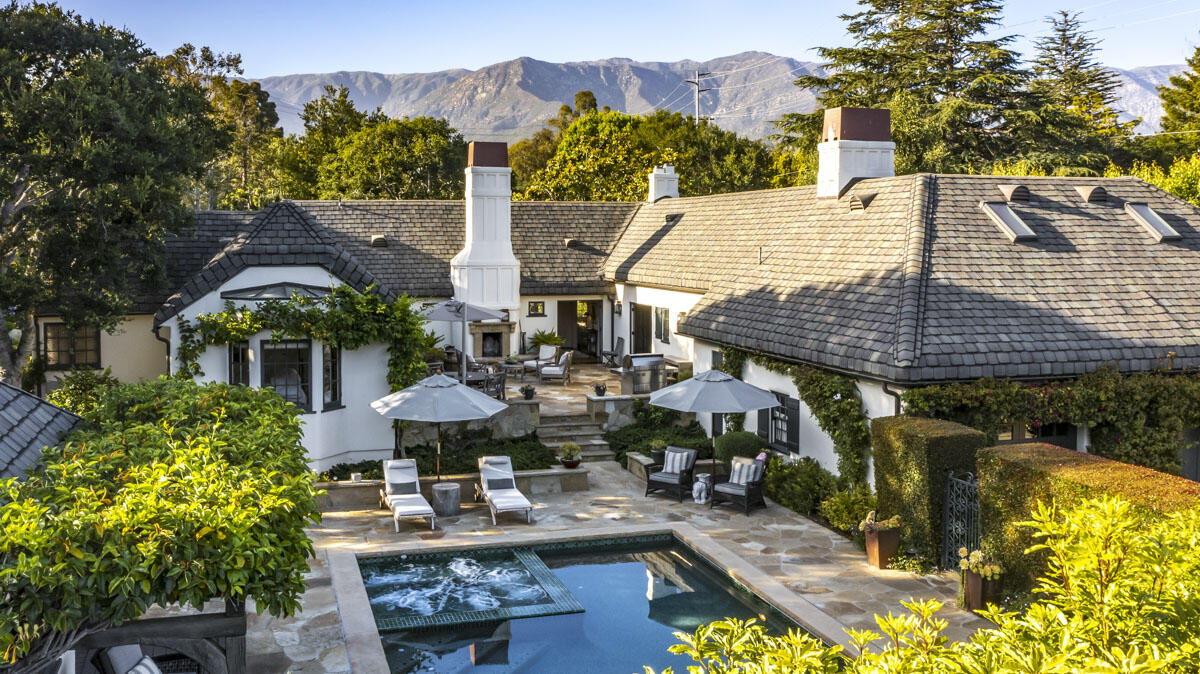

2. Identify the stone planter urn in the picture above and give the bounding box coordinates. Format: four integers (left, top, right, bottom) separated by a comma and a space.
520, 385, 536, 400
961, 570, 999, 611
865, 527, 901, 569
560, 457, 581, 469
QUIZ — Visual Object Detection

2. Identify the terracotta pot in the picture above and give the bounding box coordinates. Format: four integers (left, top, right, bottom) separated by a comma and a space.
961, 569, 999, 611
865, 527, 901, 569
560, 458, 581, 469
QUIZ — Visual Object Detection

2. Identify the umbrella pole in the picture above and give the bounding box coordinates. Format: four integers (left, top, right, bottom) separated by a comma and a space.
460, 317, 467, 384
436, 422, 442, 482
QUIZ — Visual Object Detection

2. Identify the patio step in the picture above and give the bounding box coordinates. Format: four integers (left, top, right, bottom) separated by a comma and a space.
538, 414, 614, 462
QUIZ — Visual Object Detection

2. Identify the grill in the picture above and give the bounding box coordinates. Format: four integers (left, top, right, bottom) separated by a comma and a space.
615, 353, 668, 394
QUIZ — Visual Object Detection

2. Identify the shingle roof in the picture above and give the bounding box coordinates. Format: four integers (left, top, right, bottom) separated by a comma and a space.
0, 382, 80, 479
677, 174, 1200, 383
129, 211, 257, 314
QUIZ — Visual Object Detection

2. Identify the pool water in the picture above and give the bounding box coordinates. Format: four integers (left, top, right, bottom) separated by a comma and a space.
373, 537, 801, 673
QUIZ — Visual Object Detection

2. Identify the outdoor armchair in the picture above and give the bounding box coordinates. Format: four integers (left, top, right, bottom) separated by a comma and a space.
710, 456, 767, 515
601, 336, 624, 368
539, 350, 573, 385
474, 455, 533, 524
524, 344, 558, 372
379, 459, 436, 531
644, 446, 698, 503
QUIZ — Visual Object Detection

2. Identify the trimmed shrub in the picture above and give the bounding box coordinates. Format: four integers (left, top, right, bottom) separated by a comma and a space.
319, 431, 556, 480
819, 486, 877, 536
978, 442, 1200, 592
713, 431, 766, 465
318, 459, 382, 481
871, 416, 987, 559
763, 456, 837, 516
603, 399, 711, 463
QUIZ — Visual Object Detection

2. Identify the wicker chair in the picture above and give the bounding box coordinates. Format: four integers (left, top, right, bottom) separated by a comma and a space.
644, 446, 698, 503
710, 457, 768, 515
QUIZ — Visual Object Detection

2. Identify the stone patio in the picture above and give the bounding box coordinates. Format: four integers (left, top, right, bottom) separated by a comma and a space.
503, 362, 620, 416
244, 460, 989, 672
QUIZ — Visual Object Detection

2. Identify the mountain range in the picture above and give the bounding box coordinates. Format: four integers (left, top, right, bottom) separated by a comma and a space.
255, 51, 1183, 145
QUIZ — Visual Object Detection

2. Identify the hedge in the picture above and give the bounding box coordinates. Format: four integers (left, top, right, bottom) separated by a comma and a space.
713, 431, 766, 466
871, 416, 987, 559
978, 442, 1200, 592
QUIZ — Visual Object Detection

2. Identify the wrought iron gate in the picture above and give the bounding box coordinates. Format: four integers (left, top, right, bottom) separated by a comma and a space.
940, 471, 980, 569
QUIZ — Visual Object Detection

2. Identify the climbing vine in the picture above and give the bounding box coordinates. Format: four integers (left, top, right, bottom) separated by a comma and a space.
175, 285, 431, 391
902, 364, 1200, 474
718, 346, 871, 484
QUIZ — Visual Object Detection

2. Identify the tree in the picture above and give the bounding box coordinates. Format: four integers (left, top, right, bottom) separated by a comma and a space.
209, 78, 281, 209
318, 117, 467, 199
1030, 11, 1124, 124
1158, 46, 1200, 154
509, 90, 601, 191
275, 85, 372, 199
0, 378, 320, 673
1109, 154, 1200, 206
0, 3, 220, 387
632, 110, 773, 196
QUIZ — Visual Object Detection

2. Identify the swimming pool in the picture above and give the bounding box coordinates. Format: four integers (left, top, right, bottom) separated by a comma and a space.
361, 534, 805, 673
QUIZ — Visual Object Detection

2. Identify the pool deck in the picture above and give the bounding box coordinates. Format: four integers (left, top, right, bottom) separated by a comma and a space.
247, 461, 990, 672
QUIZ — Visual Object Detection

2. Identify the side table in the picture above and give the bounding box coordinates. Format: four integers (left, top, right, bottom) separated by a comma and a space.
432, 482, 461, 517
500, 361, 525, 381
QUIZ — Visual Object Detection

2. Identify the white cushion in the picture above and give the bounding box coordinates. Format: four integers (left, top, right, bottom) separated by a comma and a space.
648, 471, 681, 484
663, 450, 688, 474
730, 458, 763, 485
714, 482, 748, 496
128, 655, 162, 674
541, 366, 565, 376
104, 645, 144, 674
486, 489, 531, 512
389, 494, 434, 517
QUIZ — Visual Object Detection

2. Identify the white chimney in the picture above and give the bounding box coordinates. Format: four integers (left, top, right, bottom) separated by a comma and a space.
816, 107, 895, 199
450, 141, 520, 311
647, 165, 679, 202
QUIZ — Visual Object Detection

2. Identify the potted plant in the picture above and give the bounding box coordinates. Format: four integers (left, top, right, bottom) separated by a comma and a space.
529, 329, 565, 349
958, 548, 1002, 611
648, 438, 668, 467
519, 384, 536, 400
593, 383, 607, 396
859, 511, 902, 569
559, 442, 582, 469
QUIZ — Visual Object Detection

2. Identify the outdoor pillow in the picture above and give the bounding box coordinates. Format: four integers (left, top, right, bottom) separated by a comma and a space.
386, 481, 419, 495
663, 450, 687, 474
127, 656, 163, 674
487, 477, 515, 491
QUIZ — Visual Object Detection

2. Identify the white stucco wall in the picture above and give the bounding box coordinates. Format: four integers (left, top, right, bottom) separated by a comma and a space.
613, 283, 704, 363
515, 295, 611, 355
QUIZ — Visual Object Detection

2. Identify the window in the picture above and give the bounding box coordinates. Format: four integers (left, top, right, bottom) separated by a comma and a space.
980, 201, 1037, 242
42, 323, 100, 369
323, 344, 341, 408
261, 340, 311, 410
654, 307, 670, 344
1125, 202, 1181, 242
228, 341, 250, 386
758, 392, 799, 453
527, 301, 546, 317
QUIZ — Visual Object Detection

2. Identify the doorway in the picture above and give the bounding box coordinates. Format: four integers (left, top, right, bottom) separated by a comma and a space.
556, 300, 603, 361
632, 303, 652, 353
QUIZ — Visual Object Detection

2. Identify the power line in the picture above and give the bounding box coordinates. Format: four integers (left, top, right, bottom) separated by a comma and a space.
706, 67, 807, 91
706, 55, 788, 76
1096, 4, 1200, 30
629, 81, 687, 116
685, 70, 712, 124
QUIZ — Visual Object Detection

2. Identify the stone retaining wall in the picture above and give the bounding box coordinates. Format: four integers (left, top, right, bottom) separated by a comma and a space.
317, 464, 589, 511
401, 398, 539, 448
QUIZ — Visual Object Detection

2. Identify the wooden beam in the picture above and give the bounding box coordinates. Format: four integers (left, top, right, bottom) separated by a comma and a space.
75, 613, 245, 649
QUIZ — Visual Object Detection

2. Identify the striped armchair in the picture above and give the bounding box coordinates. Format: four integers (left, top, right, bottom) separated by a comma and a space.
644, 446, 698, 503
710, 456, 768, 515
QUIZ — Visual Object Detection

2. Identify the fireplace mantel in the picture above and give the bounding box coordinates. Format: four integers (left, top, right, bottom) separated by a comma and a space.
468, 320, 515, 359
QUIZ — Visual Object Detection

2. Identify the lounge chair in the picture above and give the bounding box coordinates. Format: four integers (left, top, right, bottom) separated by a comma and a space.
378, 459, 436, 531
475, 456, 533, 524
523, 344, 558, 372
644, 446, 698, 503
710, 456, 768, 515
539, 350, 573, 385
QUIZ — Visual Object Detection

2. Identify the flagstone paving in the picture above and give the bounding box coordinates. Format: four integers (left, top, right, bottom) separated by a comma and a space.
246, 460, 990, 672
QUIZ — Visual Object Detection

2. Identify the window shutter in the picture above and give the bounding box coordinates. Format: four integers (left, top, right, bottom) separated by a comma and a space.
786, 397, 801, 453
756, 408, 769, 439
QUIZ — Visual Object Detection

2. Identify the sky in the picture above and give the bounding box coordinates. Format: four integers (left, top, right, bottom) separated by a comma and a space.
60, 0, 1200, 77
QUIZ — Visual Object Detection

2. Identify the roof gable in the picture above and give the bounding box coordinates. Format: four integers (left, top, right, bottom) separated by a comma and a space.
0, 383, 80, 479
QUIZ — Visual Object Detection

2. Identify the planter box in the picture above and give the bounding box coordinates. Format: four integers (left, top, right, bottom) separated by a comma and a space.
316, 465, 589, 511
865, 528, 901, 569
961, 569, 1000, 611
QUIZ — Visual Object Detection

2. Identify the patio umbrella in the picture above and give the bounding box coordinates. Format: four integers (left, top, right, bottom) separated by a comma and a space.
371, 374, 508, 479
649, 369, 779, 476
422, 300, 507, 383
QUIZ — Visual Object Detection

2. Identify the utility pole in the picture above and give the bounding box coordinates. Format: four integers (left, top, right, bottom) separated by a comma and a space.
685, 70, 711, 125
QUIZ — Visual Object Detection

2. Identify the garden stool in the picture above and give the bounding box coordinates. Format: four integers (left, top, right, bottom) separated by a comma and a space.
432, 482, 461, 517
693, 473, 713, 504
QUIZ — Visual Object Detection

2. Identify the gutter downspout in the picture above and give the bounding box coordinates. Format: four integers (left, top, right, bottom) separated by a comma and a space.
882, 382, 903, 416
153, 325, 171, 373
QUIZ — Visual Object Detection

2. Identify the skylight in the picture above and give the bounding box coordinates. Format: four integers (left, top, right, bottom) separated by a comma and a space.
980, 201, 1037, 242
1125, 202, 1181, 242
220, 283, 333, 301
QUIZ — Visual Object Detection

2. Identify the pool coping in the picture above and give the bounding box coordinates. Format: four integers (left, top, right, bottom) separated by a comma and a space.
329, 522, 857, 673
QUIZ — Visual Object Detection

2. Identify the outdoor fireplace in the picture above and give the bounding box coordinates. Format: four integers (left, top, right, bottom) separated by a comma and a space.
468, 320, 515, 360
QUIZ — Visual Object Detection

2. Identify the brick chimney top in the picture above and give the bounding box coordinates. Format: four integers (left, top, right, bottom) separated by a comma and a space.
821, 107, 891, 142
468, 141, 509, 168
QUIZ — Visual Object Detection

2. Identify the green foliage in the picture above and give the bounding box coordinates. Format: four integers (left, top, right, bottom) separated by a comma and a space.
819, 486, 877, 536
0, 3, 221, 384
18, 356, 46, 393
603, 400, 710, 463
45, 368, 120, 418
978, 442, 1200, 593
405, 430, 555, 475
0, 378, 319, 667
558, 442, 581, 460
719, 348, 870, 484
762, 457, 836, 516
902, 365, 1200, 474
176, 285, 427, 392
1112, 154, 1200, 206
888, 552, 938, 575
1158, 46, 1200, 155
509, 90, 599, 191
712, 431, 765, 466
650, 496, 1200, 673
317, 459, 382, 481
528, 329, 565, 348
318, 116, 467, 200
871, 416, 987, 559
208, 77, 281, 209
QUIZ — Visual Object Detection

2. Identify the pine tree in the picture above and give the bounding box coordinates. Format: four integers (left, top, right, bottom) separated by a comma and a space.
1031, 11, 1129, 133
1158, 46, 1200, 152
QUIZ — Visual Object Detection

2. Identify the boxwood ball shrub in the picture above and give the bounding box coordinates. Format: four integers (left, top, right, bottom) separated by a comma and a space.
819, 486, 877, 537
713, 431, 766, 466
978, 442, 1200, 593
871, 416, 987, 559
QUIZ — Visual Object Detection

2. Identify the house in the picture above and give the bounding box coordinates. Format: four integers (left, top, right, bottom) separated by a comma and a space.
52, 108, 1200, 477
